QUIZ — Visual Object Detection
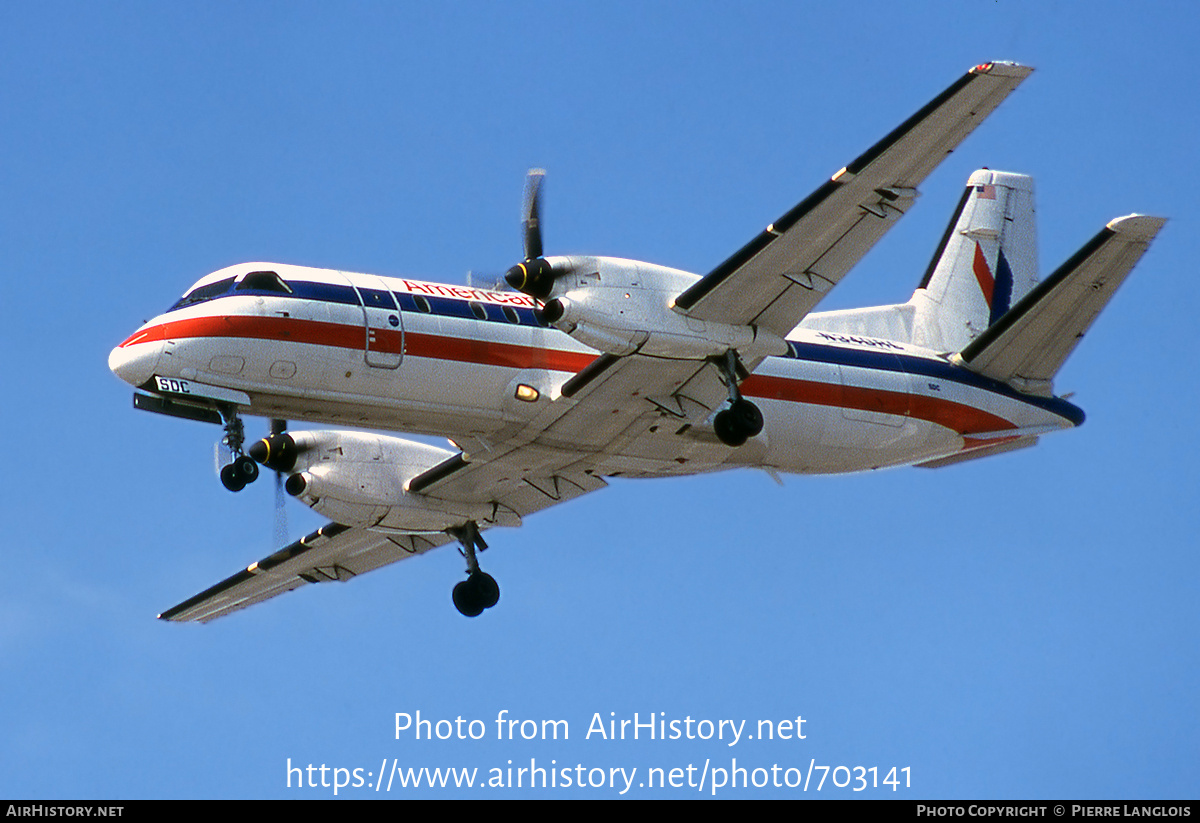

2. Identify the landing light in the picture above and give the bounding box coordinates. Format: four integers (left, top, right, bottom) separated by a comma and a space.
515, 384, 540, 403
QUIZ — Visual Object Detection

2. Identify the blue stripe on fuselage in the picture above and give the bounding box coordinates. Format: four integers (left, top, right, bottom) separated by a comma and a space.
167, 279, 546, 327
785, 339, 1084, 426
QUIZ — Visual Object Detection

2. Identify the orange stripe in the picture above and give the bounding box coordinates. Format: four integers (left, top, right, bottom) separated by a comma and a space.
743, 373, 1014, 437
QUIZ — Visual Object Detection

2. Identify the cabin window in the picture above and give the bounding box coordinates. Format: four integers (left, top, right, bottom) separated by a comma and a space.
503, 306, 520, 324
469, 301, 488, 320
362, 289, 396, 309
414, 295, 432, 313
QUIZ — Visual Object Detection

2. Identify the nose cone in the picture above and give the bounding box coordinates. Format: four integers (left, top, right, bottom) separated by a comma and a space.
108, 339, 162, 387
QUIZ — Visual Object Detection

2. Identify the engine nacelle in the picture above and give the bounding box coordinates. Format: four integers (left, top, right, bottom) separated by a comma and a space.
537, 256, 787, 359
252, 430, 499, 532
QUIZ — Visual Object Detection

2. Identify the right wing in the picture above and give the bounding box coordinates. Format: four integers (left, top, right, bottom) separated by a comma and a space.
160, 352, 739, 623
674, 61, 1033, 337
158, 524, 454, 623
409, 351, 737, 505
161, 354, 737, 622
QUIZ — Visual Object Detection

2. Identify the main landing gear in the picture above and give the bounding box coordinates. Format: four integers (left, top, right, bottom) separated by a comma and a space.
449, 521, 499, 617
713, 350, 763, 447
218, 408, 259, 492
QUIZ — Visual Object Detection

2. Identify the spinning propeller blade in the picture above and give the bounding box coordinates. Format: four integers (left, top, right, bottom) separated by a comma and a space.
269, 419, 289, 547
523, 168, 545, 261
506, 169, 570, 299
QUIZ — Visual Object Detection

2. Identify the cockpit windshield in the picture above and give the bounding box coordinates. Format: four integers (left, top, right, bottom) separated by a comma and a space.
168, 270, 293, 312
236, 270, 293, 294
169, 276, 236, 311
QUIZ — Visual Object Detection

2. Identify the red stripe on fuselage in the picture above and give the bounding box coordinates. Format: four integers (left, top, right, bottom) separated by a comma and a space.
123, 314, 598, 375
128, 314, 1016, 438
742, 373, 1014, 436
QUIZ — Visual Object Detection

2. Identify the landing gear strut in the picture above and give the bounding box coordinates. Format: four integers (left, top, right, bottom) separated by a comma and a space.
449, 521, 499, 617
218, 407, 259, 492
713, 350, 763, 447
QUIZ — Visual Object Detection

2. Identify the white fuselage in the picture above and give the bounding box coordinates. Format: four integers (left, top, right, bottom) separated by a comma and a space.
109, 261, 1083, 478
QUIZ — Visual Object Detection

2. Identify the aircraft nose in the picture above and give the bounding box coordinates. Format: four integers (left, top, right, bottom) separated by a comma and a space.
108, 339, 162, 387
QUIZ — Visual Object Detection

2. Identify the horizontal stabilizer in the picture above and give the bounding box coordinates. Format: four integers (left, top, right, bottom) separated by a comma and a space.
956, 214, 1165, 393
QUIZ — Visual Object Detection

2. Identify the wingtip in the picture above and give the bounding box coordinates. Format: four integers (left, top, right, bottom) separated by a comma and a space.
971, 61, 1034, 78
1106, 214, 1168, 239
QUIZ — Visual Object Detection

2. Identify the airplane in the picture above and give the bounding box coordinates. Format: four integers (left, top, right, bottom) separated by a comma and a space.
108, 61, 1164, 622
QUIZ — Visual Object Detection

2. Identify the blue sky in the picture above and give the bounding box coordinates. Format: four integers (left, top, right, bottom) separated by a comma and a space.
2, 2, 1196, 799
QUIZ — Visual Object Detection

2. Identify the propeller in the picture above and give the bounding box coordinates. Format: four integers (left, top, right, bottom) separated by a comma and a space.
269, 419, 289, 548
249, 420, 303, 473
505, 169, 568, 299
245, 419, 304, 548
523, 168, 545, 260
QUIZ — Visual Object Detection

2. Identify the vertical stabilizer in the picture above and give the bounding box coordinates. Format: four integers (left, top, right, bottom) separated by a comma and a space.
909, 170, 1038, 352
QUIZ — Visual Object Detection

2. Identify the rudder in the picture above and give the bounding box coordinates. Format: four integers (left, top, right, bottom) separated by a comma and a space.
909, 170, 1038, 352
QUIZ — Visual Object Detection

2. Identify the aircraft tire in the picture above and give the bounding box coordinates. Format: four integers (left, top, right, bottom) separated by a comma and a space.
453, 580, 485, 617
714, 409, 748, 447
234, 455, 259, 485
472, 572, 500, 609
220, 464, 246, 492
731, 398, 764, 437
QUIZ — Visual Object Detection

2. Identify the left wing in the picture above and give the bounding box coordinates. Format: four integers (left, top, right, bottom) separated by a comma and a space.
674, 61, 1032, 337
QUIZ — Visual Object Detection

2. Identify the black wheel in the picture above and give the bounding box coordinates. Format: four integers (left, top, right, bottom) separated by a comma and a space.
714, 409, 748, 447
453, 580, 485, 617
471, 572, 500, 609
234, 455, 259, 484
730, 398, 764, 437
220, 463, 246, 492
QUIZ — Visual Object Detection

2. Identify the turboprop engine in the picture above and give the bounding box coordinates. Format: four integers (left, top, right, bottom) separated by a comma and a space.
502, 169, 770, 448
502, 171, 786, 362
249, 430, 504, 532
508, 255, 787, 360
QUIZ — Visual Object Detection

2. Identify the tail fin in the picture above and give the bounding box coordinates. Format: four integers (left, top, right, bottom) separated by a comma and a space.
955, 214, 1166, 395
910, 170, 1039, 352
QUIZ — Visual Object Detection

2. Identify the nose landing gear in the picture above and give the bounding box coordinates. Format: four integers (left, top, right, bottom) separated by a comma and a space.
218, 408, 259, 492
449, 521, 500, 617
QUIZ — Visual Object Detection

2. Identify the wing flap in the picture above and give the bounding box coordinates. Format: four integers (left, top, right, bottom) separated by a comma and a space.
957, 214, 1166, 391
674, 61, 1032, 336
